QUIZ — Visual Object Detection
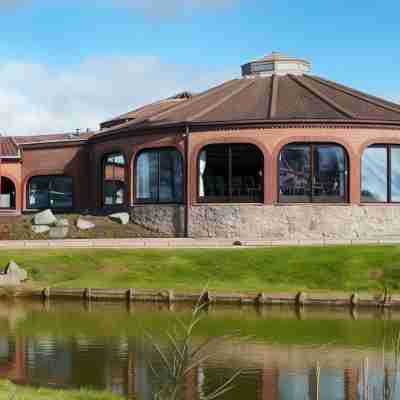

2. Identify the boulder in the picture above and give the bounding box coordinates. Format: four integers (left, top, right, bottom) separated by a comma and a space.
32, 225, 50, 235
4, 261, 28, 282
0, 274, 20, 287
49, 226, 69, 239
55, 218, 70, 227
77, 218, 95, 230
33, 209, 57, 226
109, 212, 130, 225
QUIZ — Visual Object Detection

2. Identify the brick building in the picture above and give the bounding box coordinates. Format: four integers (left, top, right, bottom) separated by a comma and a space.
1, 52, 400, 239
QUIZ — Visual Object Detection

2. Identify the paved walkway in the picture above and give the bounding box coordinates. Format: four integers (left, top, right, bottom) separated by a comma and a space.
0, 237, 399, 249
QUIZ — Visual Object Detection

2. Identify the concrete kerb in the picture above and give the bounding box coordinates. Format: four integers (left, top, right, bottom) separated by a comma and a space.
0, 237, 398, 249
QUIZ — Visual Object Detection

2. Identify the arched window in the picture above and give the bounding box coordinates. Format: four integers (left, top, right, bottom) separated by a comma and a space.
0, 177, 16, 209
135, 148, 183, 203
279, 143, 348, 203
361, 144, 400, 203
27, 176, 73, 209
198, 143, 264, 203
103, 153, 126, 206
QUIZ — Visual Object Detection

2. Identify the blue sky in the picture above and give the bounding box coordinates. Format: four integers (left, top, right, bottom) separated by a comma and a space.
1, 0, 399, 135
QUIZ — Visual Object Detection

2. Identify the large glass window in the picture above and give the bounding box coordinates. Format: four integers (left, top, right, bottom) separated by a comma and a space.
28, 176, 73, 209
135, 148, 183, 203
0, 177, 16, 209
103, 153, 126, 206
362, 144, 400, 203
198, 144, 264, 203
279, 143, 348, 203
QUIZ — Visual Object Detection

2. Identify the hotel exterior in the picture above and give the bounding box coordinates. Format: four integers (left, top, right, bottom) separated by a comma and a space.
1, 52, 400, 240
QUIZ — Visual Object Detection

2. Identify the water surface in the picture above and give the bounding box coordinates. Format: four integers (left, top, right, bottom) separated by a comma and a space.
0, 300, 399, 399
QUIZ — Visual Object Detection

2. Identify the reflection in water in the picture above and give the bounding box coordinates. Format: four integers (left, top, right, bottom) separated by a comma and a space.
0, 300, 400, 399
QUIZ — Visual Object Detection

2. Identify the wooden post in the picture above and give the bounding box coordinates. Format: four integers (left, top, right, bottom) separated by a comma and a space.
84, 288, 92, 301
296, 291, 306, 306
350, 293, 358, 307
362, 358, 369, 400
256, 292, 266, 305
126, 288, 135, 302
42, 287, 50, 300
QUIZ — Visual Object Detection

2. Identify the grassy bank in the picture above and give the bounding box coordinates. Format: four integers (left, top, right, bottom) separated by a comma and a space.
0, 214, 163, 240
0, 380, 122, 400
1, 245, 400, 293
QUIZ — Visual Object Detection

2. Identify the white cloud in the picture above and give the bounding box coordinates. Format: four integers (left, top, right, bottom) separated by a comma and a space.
0, 55, 235, 135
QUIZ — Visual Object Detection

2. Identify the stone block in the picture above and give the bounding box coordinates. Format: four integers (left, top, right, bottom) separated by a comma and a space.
77, 218, 95, 230
109, 212, 130, 225
4, 260, 27, 282
55, 218, 70, 227
33, 209, 57, 226
49, 226, 69, 239
32, 225, 50, 235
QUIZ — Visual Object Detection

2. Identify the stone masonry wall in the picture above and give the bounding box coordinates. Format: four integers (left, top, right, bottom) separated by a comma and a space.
130, 204, 400, 240
130, 205, 185, 236
189, 204, 400, 240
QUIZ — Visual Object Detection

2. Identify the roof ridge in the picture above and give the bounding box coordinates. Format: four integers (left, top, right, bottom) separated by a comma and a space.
289, 74, 356, 119
187, 79, 255, 122
269, 74, 278, 119
306, 75, 400, 115
148, 79, 240, 123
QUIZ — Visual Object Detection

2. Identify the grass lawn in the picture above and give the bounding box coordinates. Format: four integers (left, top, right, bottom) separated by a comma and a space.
0, 245, 400, 293
0, 380, 122, 400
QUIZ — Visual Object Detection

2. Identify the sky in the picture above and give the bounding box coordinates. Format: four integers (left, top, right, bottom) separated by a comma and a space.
0, 0, 399, 135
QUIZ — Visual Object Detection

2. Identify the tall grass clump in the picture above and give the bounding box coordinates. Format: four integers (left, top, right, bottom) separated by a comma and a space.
148, 295, 241, 400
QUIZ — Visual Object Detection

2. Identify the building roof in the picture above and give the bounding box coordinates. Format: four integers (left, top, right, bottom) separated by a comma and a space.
98, 53, 400, 135
0, 137, 19, 158
0, 131, 95, 159
13, 131, 94, 145
100, 92, 195, 129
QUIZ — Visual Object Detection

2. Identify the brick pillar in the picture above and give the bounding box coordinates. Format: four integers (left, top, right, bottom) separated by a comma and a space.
261, 366, 279, 400
184, 366, 199, 400
344, 367, 358, 400
13, 336, 26, 382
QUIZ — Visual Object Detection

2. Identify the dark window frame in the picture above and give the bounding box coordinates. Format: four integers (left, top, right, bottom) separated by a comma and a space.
134, 147, 184, 205
0, 176, 16, 210
196, 143, 264, 204
102, 152, 127, 208
278, 143, 349, 204
361, 144, 400, 204
27, 175, 74, 210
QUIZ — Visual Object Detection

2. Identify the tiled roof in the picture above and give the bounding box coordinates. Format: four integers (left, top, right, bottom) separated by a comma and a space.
100, 93, 195, 129
0, 137, 19, 157
99, 74, 400, 134
13, 131, 94, 144
0, 131, 94, 158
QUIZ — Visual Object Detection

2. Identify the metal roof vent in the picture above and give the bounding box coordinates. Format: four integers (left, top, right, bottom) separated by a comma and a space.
241, 52, 311, 78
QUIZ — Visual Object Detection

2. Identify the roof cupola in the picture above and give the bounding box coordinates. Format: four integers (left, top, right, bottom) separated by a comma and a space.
241, 51, 311, 78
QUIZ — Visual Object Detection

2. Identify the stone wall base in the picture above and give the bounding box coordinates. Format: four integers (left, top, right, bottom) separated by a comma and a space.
130, 204, 400, 240
130, 204, 185, 236
189, 204, 400, 240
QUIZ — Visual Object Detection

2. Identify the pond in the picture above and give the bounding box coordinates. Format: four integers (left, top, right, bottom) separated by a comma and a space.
0, 299, 399, 399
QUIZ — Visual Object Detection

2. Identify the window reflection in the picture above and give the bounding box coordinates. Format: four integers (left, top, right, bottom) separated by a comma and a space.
279, 144, 348, 203
135, 148, 183, 203
391, 147, 400, 202
103, 153, 126, 206
198, 144, 264, 203
28, 176, 73, 209
361, 146, 387, 202
361, 144, 400, 203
